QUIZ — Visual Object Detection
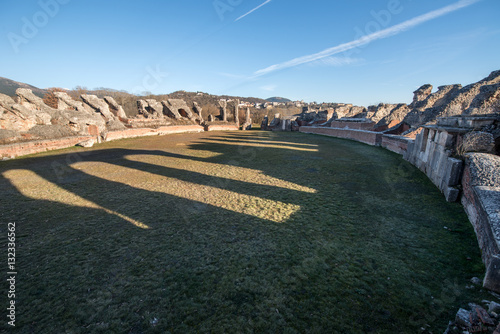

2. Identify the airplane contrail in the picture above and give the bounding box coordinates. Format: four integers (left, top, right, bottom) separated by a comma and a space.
253, 0, 481, 77
235, 0, 272, 22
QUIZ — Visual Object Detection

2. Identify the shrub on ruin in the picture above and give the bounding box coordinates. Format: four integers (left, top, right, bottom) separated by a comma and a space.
43, 87, 67, 109
457, 131, 495, 157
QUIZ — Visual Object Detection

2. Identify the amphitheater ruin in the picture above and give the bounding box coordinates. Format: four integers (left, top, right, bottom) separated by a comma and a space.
1, 71, 499, 317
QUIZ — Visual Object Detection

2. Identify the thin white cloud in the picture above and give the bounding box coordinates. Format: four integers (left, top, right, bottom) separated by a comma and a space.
216, 72, 248, 79
308, 56, 364, 67
235, 0, 272, 22
253, 0, 481, 77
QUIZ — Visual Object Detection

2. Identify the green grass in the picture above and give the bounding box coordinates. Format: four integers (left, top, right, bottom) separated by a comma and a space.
0, 131, 488, 333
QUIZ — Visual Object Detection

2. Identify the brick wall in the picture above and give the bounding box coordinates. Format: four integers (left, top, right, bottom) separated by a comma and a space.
0, 136, 95, 159
105, 125, 205, 141
0, 125, 206, 159
330, 121, 375, 131
381, 135, 411, 155
299, 126, 383, 146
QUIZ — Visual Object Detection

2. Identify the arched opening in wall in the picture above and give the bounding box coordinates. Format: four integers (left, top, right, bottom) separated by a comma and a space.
178, 109, 189, 118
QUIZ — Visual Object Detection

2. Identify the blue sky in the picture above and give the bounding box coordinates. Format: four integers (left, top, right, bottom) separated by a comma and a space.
1, 0, 499, 106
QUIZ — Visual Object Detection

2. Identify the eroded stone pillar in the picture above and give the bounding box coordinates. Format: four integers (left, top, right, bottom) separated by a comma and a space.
261, 115, 269, 130
193, 102, 204, 122
242, 107, 252, 130
218, 100, 227, 122
234, 99, 240, 126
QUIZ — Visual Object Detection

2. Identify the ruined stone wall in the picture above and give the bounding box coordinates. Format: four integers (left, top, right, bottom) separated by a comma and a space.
301, 125, 410, 155
461, 153, 500, 292
299, 126, 383, 146
104, 125, 205, 142
403, 115, 498, 201
292, 70, 500, 139
0, 136, 96, 160
403, 70, 500, 129
0, 88, 247, 159
330, 120, 376, 131
380, 135, 411, 155
301, 119, 500, 293
404, 124, 464, 202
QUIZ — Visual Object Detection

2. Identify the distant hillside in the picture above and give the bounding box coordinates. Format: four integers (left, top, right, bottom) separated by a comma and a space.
266, 97, 291, 103
0, 76, 298, 119
0, 77, 47, 98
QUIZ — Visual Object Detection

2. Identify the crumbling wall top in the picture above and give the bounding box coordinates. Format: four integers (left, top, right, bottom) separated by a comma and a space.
465, 153, 500, 187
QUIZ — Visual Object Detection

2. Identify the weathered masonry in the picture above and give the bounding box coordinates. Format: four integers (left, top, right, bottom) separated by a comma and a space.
300, 115, 500, 293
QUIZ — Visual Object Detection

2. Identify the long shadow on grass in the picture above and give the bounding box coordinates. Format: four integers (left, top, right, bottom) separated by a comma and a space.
0, 131, 486, 333
180, 131, 485, 332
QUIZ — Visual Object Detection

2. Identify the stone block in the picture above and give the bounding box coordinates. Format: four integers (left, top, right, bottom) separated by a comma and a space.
403, 141, 415, 162
466, 153, 500, 187
205, 124, 239, 132
382, 135, 411, 155
76, 138, 95, 148
415, 128, 428, 153
476, 186, 500, 247
444, 157, 463, 187
455, 308, 472, 328
429, 129, 436, 141
430, 145, 450, 186
484, 255, 500, 293
443, 185, 460, 202
438, 117, 459, 127
437, 131, 454, 147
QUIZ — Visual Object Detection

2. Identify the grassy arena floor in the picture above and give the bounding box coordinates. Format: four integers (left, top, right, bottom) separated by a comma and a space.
0, 130, 489, 333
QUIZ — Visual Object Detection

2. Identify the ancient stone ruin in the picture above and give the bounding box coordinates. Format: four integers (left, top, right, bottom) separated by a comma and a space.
283, 70, 500, 143
200, 99, 240, 132
217, 99, 228, 122
192, 102, 204, 123
242, 107, 252, 131
137, 99, 164, 119
1, 70, 499, 298
298, 70, 500, 296
0, 87, 246, 159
